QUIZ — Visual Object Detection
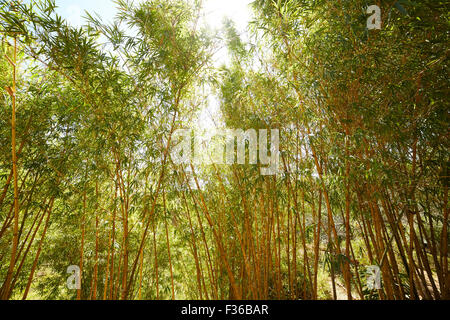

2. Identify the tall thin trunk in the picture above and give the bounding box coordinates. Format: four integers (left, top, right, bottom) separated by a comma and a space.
153, 222, 159, 300
22, 198, 55, 300
2, 36, 19, 301
163, 189, 175, 300
77, 182, 87, 300
91, 182, 100, 300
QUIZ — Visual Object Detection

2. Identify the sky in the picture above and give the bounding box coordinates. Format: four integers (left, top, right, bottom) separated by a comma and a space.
55, 0, 116, 26
35, 0, 255, 131
53, 0, 253, 35
56, 0, 253, 66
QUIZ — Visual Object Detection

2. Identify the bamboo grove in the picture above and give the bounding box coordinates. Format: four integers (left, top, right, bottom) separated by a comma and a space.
0, 0, 448, 300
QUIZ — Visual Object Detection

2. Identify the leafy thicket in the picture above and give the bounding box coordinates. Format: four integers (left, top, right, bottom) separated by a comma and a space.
0, 0, 448, 300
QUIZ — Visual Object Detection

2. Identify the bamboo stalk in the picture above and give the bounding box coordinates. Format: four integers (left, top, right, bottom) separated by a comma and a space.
2, 36, 19, 301
22, 198, 55, 300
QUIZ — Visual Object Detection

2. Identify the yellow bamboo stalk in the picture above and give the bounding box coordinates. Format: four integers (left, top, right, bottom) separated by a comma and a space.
2, 36, 19, 300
